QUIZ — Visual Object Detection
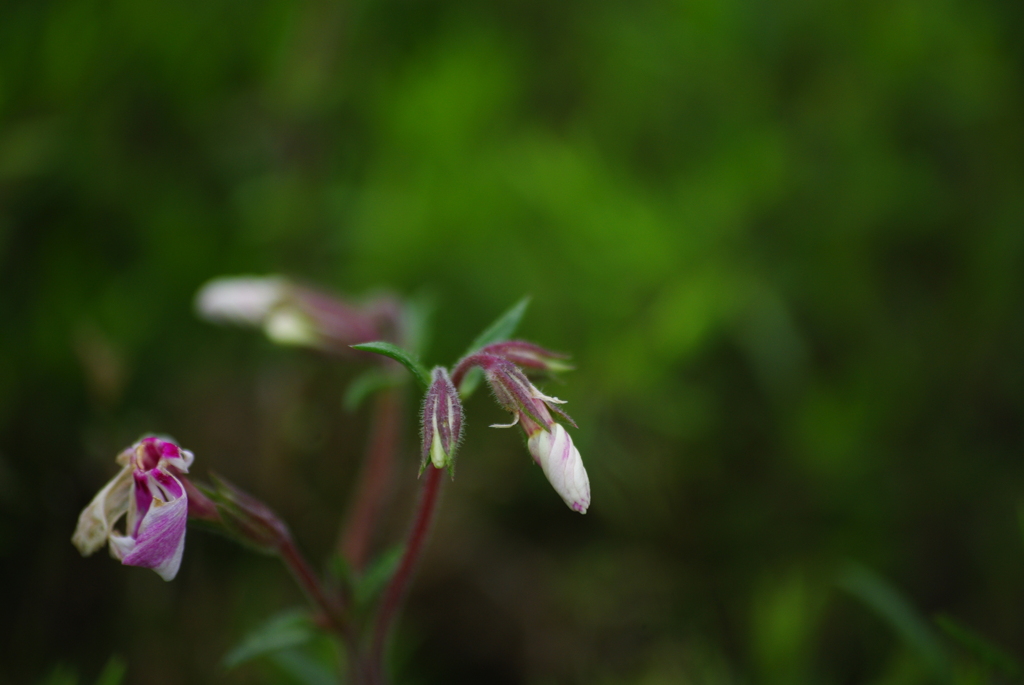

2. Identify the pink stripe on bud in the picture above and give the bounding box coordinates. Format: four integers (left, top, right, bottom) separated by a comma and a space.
527, 424, 591, 514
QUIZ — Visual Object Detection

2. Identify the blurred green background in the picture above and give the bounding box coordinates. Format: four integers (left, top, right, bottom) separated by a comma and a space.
3, 0, 1024, 683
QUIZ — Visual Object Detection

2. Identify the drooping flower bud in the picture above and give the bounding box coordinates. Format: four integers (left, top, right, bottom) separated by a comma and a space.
195, 276, 391, 353
203, 474, 292, 554
451, 349, 589, 513
72, 436, 196, 580
527, 424, 590, 513
420, 367, 463, 474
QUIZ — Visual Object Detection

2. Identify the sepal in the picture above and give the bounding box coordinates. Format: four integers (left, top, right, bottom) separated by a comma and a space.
203, 474, 292, 555
420, 367, 463, 475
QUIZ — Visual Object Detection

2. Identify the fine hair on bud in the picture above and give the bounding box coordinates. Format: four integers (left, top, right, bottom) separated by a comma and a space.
420, 367, 464, 474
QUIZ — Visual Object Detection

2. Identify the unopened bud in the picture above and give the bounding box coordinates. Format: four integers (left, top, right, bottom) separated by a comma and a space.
420, 367, 463, 474
527, 424, 590, 514
195, 276, 388, 353
204, 475, 291, 554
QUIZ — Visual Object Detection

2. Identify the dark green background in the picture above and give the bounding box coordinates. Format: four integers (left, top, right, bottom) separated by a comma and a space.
3, 0, 1024, 682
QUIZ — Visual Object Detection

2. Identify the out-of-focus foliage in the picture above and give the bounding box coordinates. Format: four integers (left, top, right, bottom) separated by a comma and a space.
2, 0, 1024, 682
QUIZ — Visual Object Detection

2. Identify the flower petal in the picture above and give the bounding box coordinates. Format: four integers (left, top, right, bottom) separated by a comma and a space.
71, 465, 132, 556
120, 482, 189, 581
528, 424, 591, 514
195, 276, 287, 326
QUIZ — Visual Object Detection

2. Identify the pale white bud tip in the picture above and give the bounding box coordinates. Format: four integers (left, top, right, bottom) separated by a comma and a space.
264, 309, 319, 347
195, 276, 287, 325
429, 414, 448, 469
528, 424, 590, 514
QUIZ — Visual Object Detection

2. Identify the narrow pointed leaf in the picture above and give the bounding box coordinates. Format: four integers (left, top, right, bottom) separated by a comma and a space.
268, 647, 338, 685
223, 610, 316, 669
355, 545, 405, 606
343, 368, 401, 411
463, 296, 530, 356
458, 367, 484, 399
935, 613, 1022, 678
94, 657, 127, 685
839, 565, 951, 682
351, 341, 430, 389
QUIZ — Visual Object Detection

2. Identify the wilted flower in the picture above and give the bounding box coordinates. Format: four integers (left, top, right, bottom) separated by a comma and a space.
195, 276, 394, 352
72, 437, 195, 581
420, 367, 463, 473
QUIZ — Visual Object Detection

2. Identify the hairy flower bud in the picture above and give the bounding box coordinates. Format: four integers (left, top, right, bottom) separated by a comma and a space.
478, 340, 573, 374
477, 355, 576, 429
421, 367, 463, 474
204, 475, 292, 554
453, 349, 589, 513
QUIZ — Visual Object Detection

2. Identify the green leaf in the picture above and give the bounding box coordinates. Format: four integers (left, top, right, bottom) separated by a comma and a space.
343, 368, 401, 411
402, 289, 436, 358
268, 647, 339, 685
463, 296, 530, 357
223, 609, 317, 669
94, 657, 126, 685
326, 552, 353, 588
38, 666, 77, 685
354, 545, 405, 607
457, 296, 530, 398
457, 367, 483, 399
935, 613, 1022, 678
350, 341, 430, 389
838, 565, 951, 682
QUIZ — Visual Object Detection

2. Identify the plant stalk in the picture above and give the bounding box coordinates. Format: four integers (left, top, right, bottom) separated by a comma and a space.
367, 464, 445, 683
340, 386, 404, 571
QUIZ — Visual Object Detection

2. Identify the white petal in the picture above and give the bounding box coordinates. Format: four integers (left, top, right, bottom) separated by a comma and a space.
108, 532, 135, 561
71, 465, 132, 556
264, 309, 318, 347
429, 414, 448, 469
528, 424, 591, 514
489, 413, 520, 429
195, 276, 286, 326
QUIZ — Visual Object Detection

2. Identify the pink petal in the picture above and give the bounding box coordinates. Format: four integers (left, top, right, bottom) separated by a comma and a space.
120, 485, 188, 581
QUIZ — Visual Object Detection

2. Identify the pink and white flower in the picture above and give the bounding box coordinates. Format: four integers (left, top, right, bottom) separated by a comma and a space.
527, 423, 590, 514
72, 437, 194, 581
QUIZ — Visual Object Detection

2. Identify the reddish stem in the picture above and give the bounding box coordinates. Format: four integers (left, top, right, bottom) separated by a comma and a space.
280, 538, 348, 632
368, 465, 445, 682
279, 539, 364, 681
340, 386, 404, 570
450, 353, 495, 388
